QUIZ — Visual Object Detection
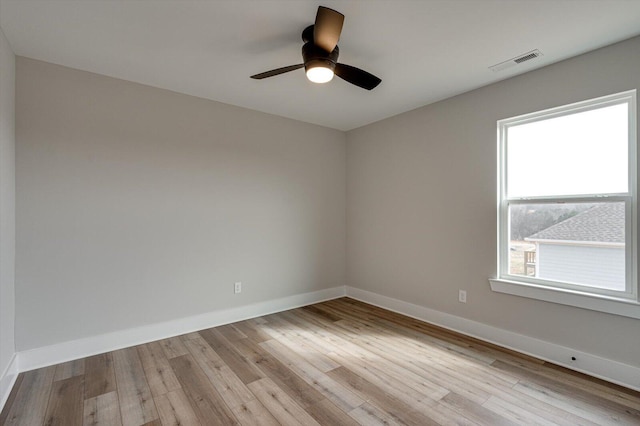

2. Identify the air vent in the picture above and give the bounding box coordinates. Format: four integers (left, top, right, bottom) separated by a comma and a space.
489, 49, 543, 72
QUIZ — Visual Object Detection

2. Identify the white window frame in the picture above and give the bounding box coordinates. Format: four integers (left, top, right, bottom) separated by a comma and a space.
490, 90, 640, 319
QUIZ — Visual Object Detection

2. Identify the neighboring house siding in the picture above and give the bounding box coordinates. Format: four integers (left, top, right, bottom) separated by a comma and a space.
537, 244, 625, 291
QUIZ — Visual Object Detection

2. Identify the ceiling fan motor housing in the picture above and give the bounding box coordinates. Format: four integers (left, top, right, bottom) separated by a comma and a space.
302, 42, 339, 73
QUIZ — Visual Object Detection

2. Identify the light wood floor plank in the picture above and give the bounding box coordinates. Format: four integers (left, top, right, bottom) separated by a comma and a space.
333, 318, 487, 395
441, 392, 516, 426
199, 328, 265, 385
180, 331, 204, 341
247, 377, 320, 426
305, 398, 361, 426
231, 319, 273, 343
43, 375, 85, 426
348, 401, 403, 426
493, 359, 640, 424
513, 380, 640, 425
83, 391, 123, 426
483, 395, 560, 426
281, 311, 451, 405
217, 323, 248, 342
53, 358, 86, 382
231, 399, 280, 426
112, 347, 159, 426
154, 389, 201, 426
322, 304, 521, 396
336, 315, 519, 386
231, 336, 327, 410
159, 336, 190, 359
327, 365, 441, 426
183, 335, 255, 410
259, 338, 364, 411
542, 362, 640, 411
327, 298, 508, 365
168, 354, 239, 424
494, 357, 640, 413
257, 317, 341, 373
84, 353, 116, 400
137, 341, 182, 397
466, 370, 603, 425
331, 317, 506, 404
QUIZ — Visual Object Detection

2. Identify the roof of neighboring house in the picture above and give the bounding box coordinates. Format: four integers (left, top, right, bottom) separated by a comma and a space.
526, 203, 624, 243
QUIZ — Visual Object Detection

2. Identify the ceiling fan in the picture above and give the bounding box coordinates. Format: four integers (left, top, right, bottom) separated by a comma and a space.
250, 6, 381, 90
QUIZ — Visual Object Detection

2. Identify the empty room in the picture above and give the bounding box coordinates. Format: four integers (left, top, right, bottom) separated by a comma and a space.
1, 1, 640, 425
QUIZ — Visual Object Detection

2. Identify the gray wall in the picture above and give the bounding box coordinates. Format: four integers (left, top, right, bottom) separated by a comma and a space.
347, 36, 640, 367
15, 58, 346, 351
0, 27, 15, 375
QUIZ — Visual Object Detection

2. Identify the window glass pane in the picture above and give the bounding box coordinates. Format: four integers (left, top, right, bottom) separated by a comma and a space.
507, 103, 628, 197
509, 202, 625, 291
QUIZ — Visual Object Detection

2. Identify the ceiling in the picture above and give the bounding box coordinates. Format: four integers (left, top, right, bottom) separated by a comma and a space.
1, 1, 640, 131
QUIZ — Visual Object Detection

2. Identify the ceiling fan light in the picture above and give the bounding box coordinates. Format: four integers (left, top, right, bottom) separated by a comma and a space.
306, 66, 334, 83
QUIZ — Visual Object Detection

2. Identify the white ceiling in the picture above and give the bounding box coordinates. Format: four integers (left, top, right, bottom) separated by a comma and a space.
1, 1, 640, 131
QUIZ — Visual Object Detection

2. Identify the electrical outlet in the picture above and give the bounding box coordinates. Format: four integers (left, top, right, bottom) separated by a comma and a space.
458, 290, 467, 303
234, 282, 242, 294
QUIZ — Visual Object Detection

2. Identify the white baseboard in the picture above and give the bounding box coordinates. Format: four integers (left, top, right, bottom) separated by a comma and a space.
0, 353, 19, 413
19, 286, 346, 372
346, 286, 640, 392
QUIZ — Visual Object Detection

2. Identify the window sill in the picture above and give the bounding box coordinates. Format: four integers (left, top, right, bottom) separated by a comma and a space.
489, 278, 640, 319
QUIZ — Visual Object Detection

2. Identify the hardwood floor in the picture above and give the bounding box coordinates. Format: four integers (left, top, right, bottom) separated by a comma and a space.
1, 298, 639, 425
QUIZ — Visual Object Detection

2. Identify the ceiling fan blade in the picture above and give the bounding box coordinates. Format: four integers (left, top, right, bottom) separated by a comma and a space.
250, 64, 304, 79
334, 63, 382, 90
314, 6, 344, 52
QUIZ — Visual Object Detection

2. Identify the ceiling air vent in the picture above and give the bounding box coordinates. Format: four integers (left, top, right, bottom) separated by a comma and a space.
489, 49, 543, 72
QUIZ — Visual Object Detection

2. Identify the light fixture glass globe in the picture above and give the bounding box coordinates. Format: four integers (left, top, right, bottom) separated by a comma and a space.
306, 66, 334, 83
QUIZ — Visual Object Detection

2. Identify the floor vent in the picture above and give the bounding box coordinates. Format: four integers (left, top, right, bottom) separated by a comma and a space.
489, 49, 543, 72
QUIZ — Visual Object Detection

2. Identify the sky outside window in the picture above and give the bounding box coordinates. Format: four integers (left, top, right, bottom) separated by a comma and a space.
507, 103, 628, 198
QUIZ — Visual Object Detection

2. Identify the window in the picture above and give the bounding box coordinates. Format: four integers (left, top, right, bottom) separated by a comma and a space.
491, 91, 639, 318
